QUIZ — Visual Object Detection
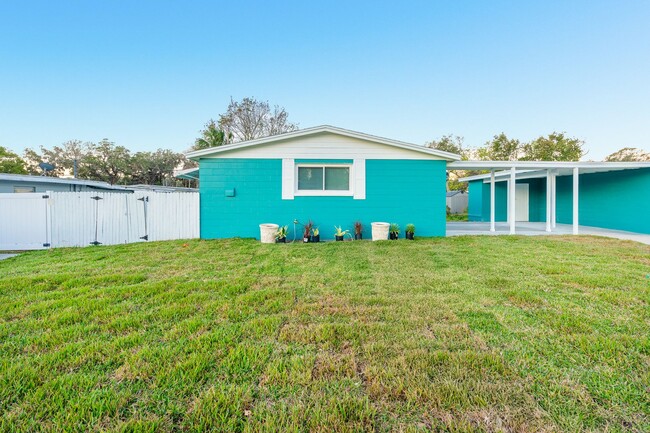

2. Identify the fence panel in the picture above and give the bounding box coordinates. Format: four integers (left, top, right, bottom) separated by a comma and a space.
0, 193, 49, 250
0, 191, 199, 250
139, 192, 200, 241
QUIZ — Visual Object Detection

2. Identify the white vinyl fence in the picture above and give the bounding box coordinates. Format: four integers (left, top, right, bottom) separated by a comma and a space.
0, 191, 199, 250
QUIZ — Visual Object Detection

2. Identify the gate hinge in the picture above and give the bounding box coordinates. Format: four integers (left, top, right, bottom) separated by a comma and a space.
140, 235, 149, 241
42, 194, 49, 199
91, 196, 103, 200
137, 196, 149, 202
90, 241, 102, 246
43, 243, 50, 247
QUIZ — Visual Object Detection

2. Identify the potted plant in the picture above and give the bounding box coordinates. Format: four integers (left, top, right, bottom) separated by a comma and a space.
389, 223, 400, 240
303, 220, 313, 243
275, 225, 288, 243
311, 227, 320, 243
354, 221, 363, 240
334, 226, 349, 241
405, 224, 415, 240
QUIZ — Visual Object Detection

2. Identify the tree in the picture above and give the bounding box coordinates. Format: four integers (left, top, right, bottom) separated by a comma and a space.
520, 132, 585, 161
426, 134, 466, 158
130, 149, 185, 185
426, 135, 471, 192
24, 140, 85, 176
218, 97, 298, 143
25, 139, 188, 185
193, 120, 229, 150
477, 133, 520, 161
80, 139, 133, 184
605, 147, 650, 162
0, 146, 28, 174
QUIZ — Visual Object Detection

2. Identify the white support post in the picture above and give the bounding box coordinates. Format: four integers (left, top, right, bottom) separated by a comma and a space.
545, 169, 552, 232
490, 170, 495, 232
572, 167, 579, 235
509, 167, 516, 234
551, 171, 557, 229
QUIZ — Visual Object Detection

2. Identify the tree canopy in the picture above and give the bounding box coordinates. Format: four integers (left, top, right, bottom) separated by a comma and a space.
605, 147, 650, 162
193, 120, 229, 150
477, 133, 520, 161
217, 97, 298, 143
24, 140, 190, 186
429, 131, 587, 191
0, 146, 28, 174
426, 135, 467, 159
520, 132, 585, 161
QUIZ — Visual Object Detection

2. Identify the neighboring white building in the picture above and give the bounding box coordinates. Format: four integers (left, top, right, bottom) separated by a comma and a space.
446, 190, 468, 214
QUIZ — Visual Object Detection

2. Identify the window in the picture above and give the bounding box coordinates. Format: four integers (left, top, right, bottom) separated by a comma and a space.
13, 186, 35, 193
295, 164, 352, 196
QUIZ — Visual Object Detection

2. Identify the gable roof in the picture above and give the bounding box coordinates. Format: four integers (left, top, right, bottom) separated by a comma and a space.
185, 125, 461, 161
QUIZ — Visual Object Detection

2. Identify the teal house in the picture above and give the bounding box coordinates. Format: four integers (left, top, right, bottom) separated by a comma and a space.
184, 126, 460, 240
458, 163, 650, 234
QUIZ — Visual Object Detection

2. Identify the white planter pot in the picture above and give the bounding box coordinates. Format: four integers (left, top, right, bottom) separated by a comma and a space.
259, 223, 279, 244
371, 222, 390, 241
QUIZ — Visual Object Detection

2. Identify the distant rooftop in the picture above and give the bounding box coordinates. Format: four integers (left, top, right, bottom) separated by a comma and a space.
0, 173, 130, 191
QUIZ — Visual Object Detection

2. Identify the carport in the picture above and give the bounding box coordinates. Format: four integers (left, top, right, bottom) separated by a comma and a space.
449, 161, 650, 236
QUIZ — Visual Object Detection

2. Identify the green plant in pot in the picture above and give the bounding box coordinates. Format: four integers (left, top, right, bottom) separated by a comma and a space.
405, 223, 415, 240
333, 226, 349, 241
311, 227, 320, 243
275, 225, 288, 243
303, 220, 313, 243
389, 223, 400, 240
354, 221, 363, 240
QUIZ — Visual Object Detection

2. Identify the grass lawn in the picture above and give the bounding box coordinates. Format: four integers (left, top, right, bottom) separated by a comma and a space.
1, 236, 649, 432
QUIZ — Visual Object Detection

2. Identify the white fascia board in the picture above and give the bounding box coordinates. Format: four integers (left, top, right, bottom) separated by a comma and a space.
459, 170, 543, 183
456, 161, 650, 182
450, 160, 650, 170
185, 125, 461, 161
174, 167, 200, 179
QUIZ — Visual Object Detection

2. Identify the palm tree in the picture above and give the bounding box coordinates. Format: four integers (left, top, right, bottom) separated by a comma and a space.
193, 120, 229, 150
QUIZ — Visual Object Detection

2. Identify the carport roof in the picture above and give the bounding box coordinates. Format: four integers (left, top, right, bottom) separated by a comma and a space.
454, 161, 650, 182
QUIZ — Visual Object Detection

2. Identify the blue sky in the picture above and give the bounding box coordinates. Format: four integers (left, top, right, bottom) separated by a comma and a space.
1, 1, 648, 159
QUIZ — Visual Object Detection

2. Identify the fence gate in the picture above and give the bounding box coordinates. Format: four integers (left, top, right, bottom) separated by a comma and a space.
0, 193, 50, 250
0, 191, 199, 250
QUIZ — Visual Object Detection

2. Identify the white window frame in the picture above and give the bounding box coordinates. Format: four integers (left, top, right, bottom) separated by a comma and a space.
294, 163, 354, 196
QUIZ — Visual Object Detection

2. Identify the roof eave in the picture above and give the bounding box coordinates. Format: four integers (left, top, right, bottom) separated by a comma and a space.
185, 125, 461, 161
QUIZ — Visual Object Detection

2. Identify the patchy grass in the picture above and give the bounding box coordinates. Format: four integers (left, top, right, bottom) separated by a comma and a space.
446, 213, 468, 221
0, 236, 649, 432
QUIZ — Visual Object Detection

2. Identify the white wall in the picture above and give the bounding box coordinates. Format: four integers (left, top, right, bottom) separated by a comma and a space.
446, 193, 468, 214
201, 132, 446, 160
0, 191, 199, 250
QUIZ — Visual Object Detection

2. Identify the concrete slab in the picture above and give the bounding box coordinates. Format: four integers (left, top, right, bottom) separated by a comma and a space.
0, 254, 18, 261
447, 222, 650, 245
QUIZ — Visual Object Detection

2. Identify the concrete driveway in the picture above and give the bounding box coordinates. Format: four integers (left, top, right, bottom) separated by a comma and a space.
447, 222, 650, 245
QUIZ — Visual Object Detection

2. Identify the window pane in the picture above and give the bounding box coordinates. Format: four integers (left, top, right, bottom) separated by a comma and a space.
325, 167, 350, 190
298, 167, 323, 190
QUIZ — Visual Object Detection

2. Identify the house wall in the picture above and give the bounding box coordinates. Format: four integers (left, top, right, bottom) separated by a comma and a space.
199, 158, 447, 240
467, 168, 650, 234
467, 180, 507, 222
555, 168, 650, 233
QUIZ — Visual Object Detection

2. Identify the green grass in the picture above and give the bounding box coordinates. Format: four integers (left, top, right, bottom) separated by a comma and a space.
1, 236, 649, 432
446, 213, 468, 221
